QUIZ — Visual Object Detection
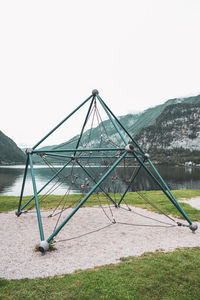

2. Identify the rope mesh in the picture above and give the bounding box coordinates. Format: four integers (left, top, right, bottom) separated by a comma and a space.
22, 97, 187, 243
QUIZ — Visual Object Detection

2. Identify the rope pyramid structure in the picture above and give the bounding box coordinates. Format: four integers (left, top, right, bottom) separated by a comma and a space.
16, 89, 198, 253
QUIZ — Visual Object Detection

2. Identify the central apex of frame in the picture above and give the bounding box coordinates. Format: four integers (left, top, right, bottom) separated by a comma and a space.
92, 89, 99, 96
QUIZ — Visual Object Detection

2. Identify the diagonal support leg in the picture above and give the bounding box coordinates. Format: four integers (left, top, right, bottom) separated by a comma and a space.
132, 152, 193, 225
76, 160, 118, 207
33, 94, 93, 150
20, 158, 73, 212
97, 94, 144, 155
46, 151, 127, 244
16, 156, 29, 216
97, 95, 128, 145
74, 96, 95, 155
118, 163, 143, 206
29, 154, 45, 241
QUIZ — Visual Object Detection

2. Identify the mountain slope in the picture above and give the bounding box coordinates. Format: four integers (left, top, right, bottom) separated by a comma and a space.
68, 94, 200, 149
135, 100, 200, 164
0, 131, 26, 165
35, 94, 200, 165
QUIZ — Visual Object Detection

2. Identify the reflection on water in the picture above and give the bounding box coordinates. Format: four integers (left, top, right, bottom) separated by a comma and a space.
0, 168, 24, 195
0, 165, 200, 196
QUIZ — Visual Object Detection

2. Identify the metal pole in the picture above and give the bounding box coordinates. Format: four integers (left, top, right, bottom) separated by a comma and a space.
98, 95, 191, 223
17, 156, 29, 215
132, 152, 192, 225
20, 158, 73, 211
32, 147, 125, 154
147, 158, 183, 206
47, 151, 127, 243
118, 164, 143, 206
33, 94, 93, 150
147, 157, 192, 223
43, 153, 121, 159
98, 95, 145, 155
76, 160, 118, 207
74, 96, 95, 155
29, 154, 45, 241
97, 95, 128, 145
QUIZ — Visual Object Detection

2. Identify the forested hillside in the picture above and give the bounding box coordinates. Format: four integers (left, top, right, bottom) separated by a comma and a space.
0, 131, 26, 165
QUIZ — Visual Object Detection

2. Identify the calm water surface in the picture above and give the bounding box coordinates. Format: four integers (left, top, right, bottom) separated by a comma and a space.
0, 164, 199, 196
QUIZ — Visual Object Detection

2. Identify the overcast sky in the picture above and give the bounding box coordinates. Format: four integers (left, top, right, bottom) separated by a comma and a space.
1, 0, 200, 148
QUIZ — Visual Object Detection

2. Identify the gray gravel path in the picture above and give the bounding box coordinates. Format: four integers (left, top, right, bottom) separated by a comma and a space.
0, 205, 199, 280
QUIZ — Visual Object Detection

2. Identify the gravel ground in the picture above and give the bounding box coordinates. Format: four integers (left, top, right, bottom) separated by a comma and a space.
0, 205, 200, 280
180, 196, 200, 210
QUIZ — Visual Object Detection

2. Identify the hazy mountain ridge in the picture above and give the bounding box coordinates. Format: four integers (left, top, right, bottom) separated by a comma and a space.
0, 131, 26, 165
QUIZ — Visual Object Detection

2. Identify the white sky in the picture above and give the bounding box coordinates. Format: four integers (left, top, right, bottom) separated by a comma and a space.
0, 0, 200, 148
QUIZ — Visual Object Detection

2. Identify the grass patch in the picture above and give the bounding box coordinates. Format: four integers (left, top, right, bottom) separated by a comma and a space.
0, 247, 200, 300
1, 189, 200, 221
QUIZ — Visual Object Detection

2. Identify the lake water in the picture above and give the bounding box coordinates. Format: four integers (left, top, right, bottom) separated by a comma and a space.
0, 164, 200, 196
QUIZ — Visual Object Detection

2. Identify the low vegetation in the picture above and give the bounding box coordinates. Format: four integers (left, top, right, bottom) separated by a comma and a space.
1, 189, 200, 220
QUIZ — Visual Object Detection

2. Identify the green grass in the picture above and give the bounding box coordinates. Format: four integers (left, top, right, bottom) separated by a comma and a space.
1, 189, 200, 221
0, 247, 200, 300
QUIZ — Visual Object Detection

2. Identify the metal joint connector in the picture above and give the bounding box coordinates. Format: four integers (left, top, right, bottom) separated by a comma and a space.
38, 152, 46, 157
125, 144, 134, 153
144, 153, 150, 160
26, 148, 33, 155
15, 210, 22, 217
92, 89, 99, 96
